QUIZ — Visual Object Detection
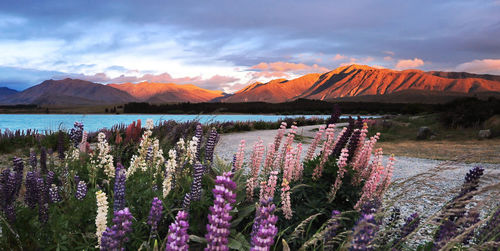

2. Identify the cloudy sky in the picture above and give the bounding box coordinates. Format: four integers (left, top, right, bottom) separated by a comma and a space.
1, 0, 500, 92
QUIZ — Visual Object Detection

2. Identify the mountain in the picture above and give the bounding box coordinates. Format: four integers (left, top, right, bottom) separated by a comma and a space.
428, 71, 500, 82
0, 87, 18, 99
223, 74, 320, 102
224, 64, 500, 103
108, 82, 225, 103
1, 78, 137, 105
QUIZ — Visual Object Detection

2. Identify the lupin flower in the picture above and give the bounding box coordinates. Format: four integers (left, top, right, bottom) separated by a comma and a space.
40, 146, 48, 174
186, 136, 199, 165
75, 180, 88, 200
148, 197, 163, 239
260, 170, 278, 202
353, 133, 380, 184
92, 132, 115, 179
305, 125, 325, 161
293, 143, 303, 180
262, 143, 275, 174
182, 193, 192, 211
205, 172, 237, 250
273, 122, 287, 152
49, 184, 61, 203
234, 139, 246, 170
79, 131, 89, 153
69, 121, 84, 147
1, 170, 18, 223
95, 190, 109, 247
346, 129, 361, 163
323, 210, 342, 250
250, 198, 278, 251
13, 157, 24, 196
378, 155, 395, 197
36, 177, 49, 223
277, 125, 298, 167
166, 210, 190, 251
163, 149, 177, 198
349, 214, 378, 251
57, 131, 66, 160
434, 167, 485, 248
194, 124, 203, 161
313, 124, 337, 180
30, 150, 37, 169
113, 163, 126, 212
331, 117, 355, 159
397, 213, 420, 241
190, 162, 205, 201
329, 148, 349, 201
355, 149, 385, 210
25, 171, 39, 208
280, 178, 292, 219
204, 128, 219, 167
247, 138, 264, 200
100, 207, 133, 250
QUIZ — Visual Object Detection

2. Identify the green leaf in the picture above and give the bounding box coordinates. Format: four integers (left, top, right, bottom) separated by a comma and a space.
228, 232, 250, 251
231, 204, 255, 228
189, 234, 207, 244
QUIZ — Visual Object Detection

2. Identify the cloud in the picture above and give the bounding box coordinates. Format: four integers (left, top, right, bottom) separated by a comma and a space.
395, 58, 425, 70
455, 59, 500, 75
332, 54, 347, 61
1, 0, 500, 89
250, 61, 329, 73
54, 72, 239, 90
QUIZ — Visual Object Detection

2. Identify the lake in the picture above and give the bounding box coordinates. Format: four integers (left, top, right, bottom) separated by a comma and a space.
0, 114, 340, 132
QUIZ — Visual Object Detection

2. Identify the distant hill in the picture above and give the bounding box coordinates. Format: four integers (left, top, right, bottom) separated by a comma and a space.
223, 64, 500, 103
0, 87, 19, 99
108, 82, 225, 103
1, 78, 137, 105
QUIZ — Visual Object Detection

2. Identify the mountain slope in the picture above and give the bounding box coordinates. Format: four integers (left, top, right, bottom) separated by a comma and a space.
223, 74, 321, 102
225, 64, 500, 103
1, 78, 137, 105
108, 82, 225, 103
0, 87, 18, 99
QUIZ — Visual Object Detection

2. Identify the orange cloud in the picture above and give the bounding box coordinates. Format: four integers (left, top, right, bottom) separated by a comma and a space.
395, 58, 424, 69
332, 54, 347, 61
250, 61, 329, 73
455, 59, 500, 74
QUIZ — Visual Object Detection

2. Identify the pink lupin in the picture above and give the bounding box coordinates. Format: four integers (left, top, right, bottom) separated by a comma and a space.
329, 148, 349, 201
234, 139, 246, 170
312, 124, 337, 180
305, 125, 325, 161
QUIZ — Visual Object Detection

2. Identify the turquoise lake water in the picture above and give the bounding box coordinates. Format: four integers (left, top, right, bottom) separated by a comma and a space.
0, 114, 338, 132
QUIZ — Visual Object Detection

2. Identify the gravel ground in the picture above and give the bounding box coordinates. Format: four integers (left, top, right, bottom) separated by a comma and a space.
215, 124, 500, 243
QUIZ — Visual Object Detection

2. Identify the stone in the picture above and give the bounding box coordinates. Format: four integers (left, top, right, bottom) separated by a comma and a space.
417, 127, 434, 140
478, 129, 492, 139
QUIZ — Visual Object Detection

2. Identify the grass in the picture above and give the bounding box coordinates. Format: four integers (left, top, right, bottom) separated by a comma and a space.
378, 139, 500, 164
367, 114, 500, 163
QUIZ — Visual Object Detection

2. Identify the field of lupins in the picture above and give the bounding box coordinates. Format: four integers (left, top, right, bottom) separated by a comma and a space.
0, 109, 499, 250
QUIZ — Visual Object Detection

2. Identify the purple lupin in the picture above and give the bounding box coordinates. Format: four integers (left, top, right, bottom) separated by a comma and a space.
100, 207, 134, 250
205, 172, 237, 250
148, 197, 163, 239
165, 210, 190, 251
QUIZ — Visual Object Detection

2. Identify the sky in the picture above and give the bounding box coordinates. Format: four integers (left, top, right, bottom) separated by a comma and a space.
1, 0, 500, 92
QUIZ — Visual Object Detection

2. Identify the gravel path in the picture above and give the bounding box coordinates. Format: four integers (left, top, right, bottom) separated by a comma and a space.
215, 124, 500, 234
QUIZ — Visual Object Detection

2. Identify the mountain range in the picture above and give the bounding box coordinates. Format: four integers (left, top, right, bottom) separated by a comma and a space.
1, 64, 500, 105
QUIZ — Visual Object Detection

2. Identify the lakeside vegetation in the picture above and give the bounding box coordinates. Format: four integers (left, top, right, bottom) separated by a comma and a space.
1, 109, 499, 250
